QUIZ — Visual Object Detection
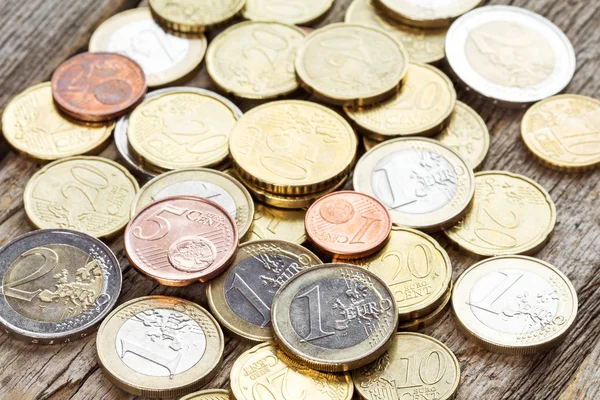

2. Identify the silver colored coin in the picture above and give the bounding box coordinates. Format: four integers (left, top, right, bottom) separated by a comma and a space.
445, 5, 575, 107
0, 229, 122, 344
114, 87, 243, 181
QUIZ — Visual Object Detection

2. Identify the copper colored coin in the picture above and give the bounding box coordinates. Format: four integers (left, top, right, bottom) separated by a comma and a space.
124, 195, 238, 286
51, 52, 147, 122
305, 191, 391, 259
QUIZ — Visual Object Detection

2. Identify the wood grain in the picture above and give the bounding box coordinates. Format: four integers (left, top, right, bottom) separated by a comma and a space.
0, 0, 599, 399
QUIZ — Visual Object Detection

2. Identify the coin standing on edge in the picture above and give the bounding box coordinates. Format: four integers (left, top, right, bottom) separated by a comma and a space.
376, 0, 482, 28
89, 8, 208, 87
521, 94, 600, 171
271, 263, 399, 372
446, 5, 576, 107
149, 0, 246, 33
444, 171, 556, 257
24, 156, 139, 239
344, 63, 456, 139
345, 0, 447, 64
97, 296, 224, 398
295, 23, 409, 106
125, 196, 239, 285
1, 82, 114, 162
246, 203, 307, 244
453, 256, 578, 354
207, 240, 321, 342
132, 168, 254, 240
0, 229, 121, 344
335, 226, 452, 321
354, 137, 475, 231
180, 389, 229, 400
435, 101, 490, 170
207, 21, 306, 99
353, 332, 461, 399
229, 100, 357, 195
51, 52, 147, 122
305, 191, 392, 259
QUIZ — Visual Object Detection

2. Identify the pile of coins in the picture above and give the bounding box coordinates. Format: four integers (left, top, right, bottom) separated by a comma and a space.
0, 0, 592, 398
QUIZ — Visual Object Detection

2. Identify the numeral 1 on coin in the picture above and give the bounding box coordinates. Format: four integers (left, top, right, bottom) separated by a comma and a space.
297, 285, 334, 342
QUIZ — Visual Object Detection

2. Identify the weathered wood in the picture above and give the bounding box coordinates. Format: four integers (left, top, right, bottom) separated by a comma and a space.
0, 0, 599, 399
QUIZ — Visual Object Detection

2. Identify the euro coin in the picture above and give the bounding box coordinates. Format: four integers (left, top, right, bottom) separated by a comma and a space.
242, 0, 334, 25
398, 282, 452, 331
149, 0, 246, 33
376, 0, 482, 28
246, 203, 307, 244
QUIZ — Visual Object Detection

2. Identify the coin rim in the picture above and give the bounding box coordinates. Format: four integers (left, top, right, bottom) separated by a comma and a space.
242, 0, 335, 25
149, 0, 246, 33
397, 281, 452, 331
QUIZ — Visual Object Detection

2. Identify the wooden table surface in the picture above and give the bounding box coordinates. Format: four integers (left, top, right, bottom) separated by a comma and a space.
0, 0, 599, 399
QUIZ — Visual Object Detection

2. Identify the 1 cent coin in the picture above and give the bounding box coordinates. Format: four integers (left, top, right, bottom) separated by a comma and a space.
125, 196, 239, 286
51, 52, 147, 122
305, 191, 392, 259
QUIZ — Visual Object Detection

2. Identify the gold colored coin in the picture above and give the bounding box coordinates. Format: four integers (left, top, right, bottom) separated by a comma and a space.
207, 21, 305, 99
452, 256, 578, 354
180, 389, 229, 400
229, 100, 357, 195
521, 94, 600, 171
207, 240, 321, 342
246, 203, 307, 244
231, 342, 354, 400
398, 282, 452, 332
24, 156, 139, 239
97, 296, 224, 397
335, 227, 452, 321
295, 23, 409, 106
132, 168, 254, 239
1, 82, 113, 162
242, 0, 334, 25
345, 63, 456, 139
444, 171, 556, 257
375, 0, 483, 28
435, 101, 490, 170
128, 89, 241, 171
346, 0, 447, 64
354, 138, 475, 232
149, 0, 246, 33
353, 332, 460, 399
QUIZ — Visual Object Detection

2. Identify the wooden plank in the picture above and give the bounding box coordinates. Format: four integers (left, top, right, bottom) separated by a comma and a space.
0, 0, 599, 399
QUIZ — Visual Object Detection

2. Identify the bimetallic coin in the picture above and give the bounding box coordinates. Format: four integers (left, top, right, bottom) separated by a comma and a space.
272, 263, 398, 372
246, 203, 307, 244
207, 21, 305, 99
97, 296, 224, 397
376, 0, 482, 28
149, 0, 246, 33
128, 89, 241, 171
295, 23, 409, 106
398, 282, 452, 331
354, 138, 475, 231
444, 171, 556, 257
180, 389, 229, 400
353, 332, 460, 399
132, 168, 254, 240
89, 8, 207, 87
0, 229, 121, 344
229, 100, 357, 195
446, 6, 576, 106
24, 156, 139, 239
51, 52, 147, 122
305, 191, 392, 259
521, 94, 600, 171
435, 101, 490, 170
243, 0, 334, 25
125, 196, 239, 285
346, 0, 447, 64
1, 83, 113, 162
453, 256, 578, 354
335, 227, 452, 321
231, 342, 353, 400
207, 240, 321, 342
344, 63, 456, 139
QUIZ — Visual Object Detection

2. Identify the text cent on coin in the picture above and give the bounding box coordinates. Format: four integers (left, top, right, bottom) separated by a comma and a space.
271, 263, 398, 372
0, 229, 121, 344
51, 52, 147, 122
97, 296, 224, 397
125, 196, 238, 286
207, 240, 321, 342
